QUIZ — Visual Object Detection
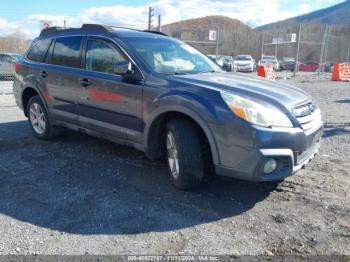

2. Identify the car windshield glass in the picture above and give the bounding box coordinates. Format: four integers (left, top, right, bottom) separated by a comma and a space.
235, 56, 251, 61
124, 37, 222, 74
263, 56, 275, 60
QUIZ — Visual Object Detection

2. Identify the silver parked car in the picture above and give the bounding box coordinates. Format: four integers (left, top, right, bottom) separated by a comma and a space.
259, 55, 280, 71
0, 53, 21, 80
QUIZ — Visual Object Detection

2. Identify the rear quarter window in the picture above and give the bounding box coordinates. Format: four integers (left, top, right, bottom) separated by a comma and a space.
51, 36, 82, 68
27, 39, 52, 62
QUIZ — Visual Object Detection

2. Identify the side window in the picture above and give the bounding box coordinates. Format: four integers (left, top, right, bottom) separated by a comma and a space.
85, 39, 127, 74
52, 36, 82, 68
27, 39, 52, 62
44, 40, 55, 64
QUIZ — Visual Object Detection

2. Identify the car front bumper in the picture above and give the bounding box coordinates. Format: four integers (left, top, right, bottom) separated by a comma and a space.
214, 124, 323, 182
236, 65, 254, 71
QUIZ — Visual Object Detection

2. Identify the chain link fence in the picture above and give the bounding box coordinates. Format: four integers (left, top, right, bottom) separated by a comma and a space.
0, 53, 17, 81
261, 24, 350, 74
165, 22, 350, 76
0, 34, 28, 81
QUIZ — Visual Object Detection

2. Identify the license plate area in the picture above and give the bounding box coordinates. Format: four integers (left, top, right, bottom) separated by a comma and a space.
296, 127, 322, 165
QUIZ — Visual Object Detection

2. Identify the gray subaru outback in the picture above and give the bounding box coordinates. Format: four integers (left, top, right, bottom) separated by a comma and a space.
13, 24, 323, 189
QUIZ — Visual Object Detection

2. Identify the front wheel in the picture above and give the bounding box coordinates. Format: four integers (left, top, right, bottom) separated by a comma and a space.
166, 119, 204, 190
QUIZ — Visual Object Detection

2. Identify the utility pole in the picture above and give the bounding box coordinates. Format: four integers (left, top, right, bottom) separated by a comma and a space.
261, 31, 265, 59
157, 15, 161, 32
148, 6, 154, 30
293, 24, 301, 77
318, 24, 328, 75
275, 30, 280, 58
216, 29, 220, 56
347, 38, 350, 62
323, 25, 331, 73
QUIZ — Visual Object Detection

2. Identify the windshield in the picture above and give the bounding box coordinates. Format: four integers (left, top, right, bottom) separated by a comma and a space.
124, 37, 222, 74
235, 55, 252, 61
283, 58, 294, 62
262, 56, 276, 60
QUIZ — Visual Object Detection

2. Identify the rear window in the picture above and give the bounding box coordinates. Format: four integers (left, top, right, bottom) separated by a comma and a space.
52, 36, 82, 68
27, 39, 52, 62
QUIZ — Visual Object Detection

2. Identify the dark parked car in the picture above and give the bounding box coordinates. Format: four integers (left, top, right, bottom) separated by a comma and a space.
207, 55, 233, 71
13, 24, 323, 189
222, 56, 235, 71
280, 57, 296, 71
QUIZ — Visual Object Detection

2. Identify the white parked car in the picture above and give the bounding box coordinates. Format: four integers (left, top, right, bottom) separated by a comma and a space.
259, 55, 280, 71
233, 55, 256, 72
0, 53, 21, 80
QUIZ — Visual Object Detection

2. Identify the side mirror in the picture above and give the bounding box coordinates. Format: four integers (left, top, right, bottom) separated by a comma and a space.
114, 61, 132, 75
114, 61, 143, 82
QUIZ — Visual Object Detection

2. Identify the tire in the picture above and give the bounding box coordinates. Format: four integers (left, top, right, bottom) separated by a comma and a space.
165, 119, 204, 190
26, 95, 61, 140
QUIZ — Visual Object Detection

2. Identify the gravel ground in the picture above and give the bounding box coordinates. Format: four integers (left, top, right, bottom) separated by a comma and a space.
0, 73, 349, 256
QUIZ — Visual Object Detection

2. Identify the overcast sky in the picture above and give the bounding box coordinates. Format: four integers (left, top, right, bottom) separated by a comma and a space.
0, 0, 344, 38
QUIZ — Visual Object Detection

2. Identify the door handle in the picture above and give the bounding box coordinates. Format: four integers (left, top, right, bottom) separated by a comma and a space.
79, 78, 91, 87
41, 71, 48, 78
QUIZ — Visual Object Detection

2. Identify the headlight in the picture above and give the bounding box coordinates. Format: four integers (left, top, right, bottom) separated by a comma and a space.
221, 92, 293, 128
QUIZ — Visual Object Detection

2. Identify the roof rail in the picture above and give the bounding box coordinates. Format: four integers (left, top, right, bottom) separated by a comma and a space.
143, 30, 168, 36
81, 24, 113, 32
39, 24, 169, 37
108, 26, 168, 36
40, 24, 113, 37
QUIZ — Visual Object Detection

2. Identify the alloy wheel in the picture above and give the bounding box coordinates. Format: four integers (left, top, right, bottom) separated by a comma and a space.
166, 131, 180, 178
29, 103, 46, 135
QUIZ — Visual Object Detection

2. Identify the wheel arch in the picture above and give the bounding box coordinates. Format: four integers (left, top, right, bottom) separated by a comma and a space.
144, 106, 220, 166
21, 86, 48, 117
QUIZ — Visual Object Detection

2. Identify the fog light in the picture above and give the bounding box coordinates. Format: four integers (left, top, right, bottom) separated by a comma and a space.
263, 158, 278, 174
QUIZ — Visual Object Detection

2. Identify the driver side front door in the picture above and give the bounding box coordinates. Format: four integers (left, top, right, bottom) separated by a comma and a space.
78, 37, 144, 143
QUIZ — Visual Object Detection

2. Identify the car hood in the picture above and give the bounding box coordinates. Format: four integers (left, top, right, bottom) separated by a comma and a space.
166, 72, 311, 112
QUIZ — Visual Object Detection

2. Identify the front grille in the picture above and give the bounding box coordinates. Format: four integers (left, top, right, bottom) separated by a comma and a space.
293, 101, 323, 135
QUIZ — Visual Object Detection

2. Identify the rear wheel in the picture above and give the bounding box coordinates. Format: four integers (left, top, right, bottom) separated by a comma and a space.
27, 96, 61, 140
166, 119, 204, 190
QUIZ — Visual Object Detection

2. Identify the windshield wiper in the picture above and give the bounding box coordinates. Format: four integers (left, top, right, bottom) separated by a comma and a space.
165, 72, 190, 75
198, 70, 216, 74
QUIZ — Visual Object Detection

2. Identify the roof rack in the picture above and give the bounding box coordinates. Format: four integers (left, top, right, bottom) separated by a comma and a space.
40, 24, 113, 37
143, 30, 168, 36
40, 24, 168, 37
107, 26, 168, 36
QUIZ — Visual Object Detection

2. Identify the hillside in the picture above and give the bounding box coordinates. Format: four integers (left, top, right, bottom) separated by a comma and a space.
159, 6, 350, 62
162, 15, 251, 38
161, 16, 258, 56
259, 0, 350, 30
